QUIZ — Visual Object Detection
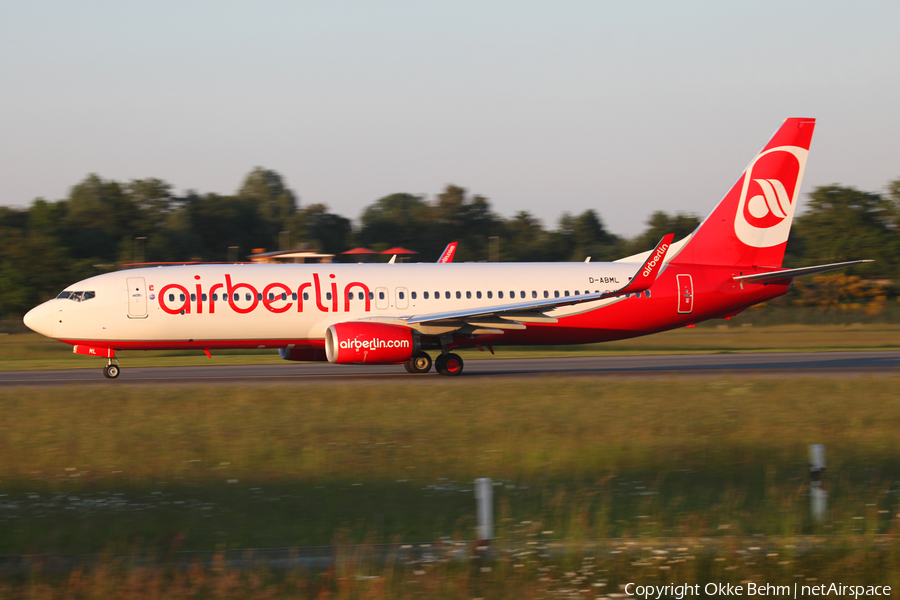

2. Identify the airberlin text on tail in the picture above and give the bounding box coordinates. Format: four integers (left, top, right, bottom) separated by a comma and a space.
674, 118, 815, 268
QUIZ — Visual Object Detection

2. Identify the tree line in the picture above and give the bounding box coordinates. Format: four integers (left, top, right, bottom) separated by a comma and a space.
0, 168, 897, 319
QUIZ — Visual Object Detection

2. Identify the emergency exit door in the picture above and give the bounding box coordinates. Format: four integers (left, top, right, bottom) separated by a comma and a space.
676, 274, 693, 314
126, 277, 148, 318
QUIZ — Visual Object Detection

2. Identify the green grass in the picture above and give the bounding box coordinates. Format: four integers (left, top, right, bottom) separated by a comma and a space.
2, 377, 899, 594
2, 323, 899, 371
1, 377, 899, 557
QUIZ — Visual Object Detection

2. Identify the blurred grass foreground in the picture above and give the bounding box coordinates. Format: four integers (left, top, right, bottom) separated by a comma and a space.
1, 377, 899, 596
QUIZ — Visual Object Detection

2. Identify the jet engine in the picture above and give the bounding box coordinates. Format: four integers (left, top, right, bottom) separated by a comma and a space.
325, 322, 417, 364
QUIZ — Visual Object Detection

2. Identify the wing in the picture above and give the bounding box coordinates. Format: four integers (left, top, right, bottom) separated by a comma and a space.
400, 234, 675, 334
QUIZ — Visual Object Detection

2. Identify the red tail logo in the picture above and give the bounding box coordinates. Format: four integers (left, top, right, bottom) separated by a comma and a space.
734, 146, 806, 248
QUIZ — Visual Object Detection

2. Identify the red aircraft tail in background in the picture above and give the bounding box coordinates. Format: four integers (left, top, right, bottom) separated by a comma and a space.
437, 242, 458, 263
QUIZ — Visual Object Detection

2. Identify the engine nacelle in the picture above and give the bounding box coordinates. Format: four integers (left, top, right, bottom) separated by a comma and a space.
325, 322, 416, 364
278, 347, 327, 362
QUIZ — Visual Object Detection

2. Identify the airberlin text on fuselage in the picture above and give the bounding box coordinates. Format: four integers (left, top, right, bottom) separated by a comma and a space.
158, 273, 371, 315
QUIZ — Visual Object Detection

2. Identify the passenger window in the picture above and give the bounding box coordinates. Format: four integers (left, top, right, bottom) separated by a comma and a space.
487, 291, 492, 299
411, 291, 417, 300
269, 293, 275, 301
574, 290, 579, 296
180, 294, 186, 302
424, 291, 429, 299
303, 292, 310, 301
532, 291, 537, 298
466, 291, 471, 299
245, 293, 252, 301
564, 291, 570, 297
498, 291, 504, 299
212, 294, 218, 301
326, 292, 332, 301
257, 293, 262, 301
520, 291, 525, 299
399, 291, 405, 300
379, 291, 385, 300
445, 291, 450, 299
291, 293, 297, 301
544, 291, 549, 298
435, 291, 439, 299
169, 294, 175, 302
368, 292, 373, 300
554, 291, 560, 298
282, 293, 287, 301
191, 293, 196, 302
358, 292, 364, 300
456, 291, 461, 299
202, 294, 207, 302
509, 291, 515, 298
476, 291, 482, 299
645, 290, 651, 298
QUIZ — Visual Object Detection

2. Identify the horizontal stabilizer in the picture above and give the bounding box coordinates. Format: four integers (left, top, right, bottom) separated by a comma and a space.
733, 260, 873, 283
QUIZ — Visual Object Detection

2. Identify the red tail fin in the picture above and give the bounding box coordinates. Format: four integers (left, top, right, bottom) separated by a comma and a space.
673, 118, 815, 268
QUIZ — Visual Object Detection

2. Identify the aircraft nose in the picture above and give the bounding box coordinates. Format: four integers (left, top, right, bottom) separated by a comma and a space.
23, 301, 54, 337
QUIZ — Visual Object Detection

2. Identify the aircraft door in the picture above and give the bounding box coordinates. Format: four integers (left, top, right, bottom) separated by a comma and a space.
676, 274, 693, 314
126, 277, 148, 318
375, 287, 389, 310
395, 287, 409, 310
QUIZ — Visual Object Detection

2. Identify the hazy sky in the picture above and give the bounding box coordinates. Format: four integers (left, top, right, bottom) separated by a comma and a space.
2, 1, 898, 236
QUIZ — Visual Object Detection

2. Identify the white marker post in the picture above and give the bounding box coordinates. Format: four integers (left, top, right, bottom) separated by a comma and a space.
475, 478, 494, 542
809, 445, 827, 523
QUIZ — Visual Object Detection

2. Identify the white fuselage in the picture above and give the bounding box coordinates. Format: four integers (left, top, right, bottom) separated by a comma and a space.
27, 262, 637, 347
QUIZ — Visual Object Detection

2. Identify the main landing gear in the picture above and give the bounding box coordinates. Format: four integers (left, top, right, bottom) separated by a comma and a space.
103, 358, 120, 379
403, 351, 464, 376
435, 352, 464, 377
404, 351, 433, 373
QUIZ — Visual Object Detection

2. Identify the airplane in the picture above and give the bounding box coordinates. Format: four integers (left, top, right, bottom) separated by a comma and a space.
23, 118, 870, 379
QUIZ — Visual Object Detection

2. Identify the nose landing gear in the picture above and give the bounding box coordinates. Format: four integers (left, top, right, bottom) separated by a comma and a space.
103, 358, 120, 379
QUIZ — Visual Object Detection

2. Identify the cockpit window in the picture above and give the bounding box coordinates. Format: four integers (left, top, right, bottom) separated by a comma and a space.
57, 291, 95, 302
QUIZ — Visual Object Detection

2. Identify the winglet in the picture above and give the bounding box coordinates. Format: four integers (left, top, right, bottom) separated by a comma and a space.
437, 242, 458, 263
615, 234, 674, 295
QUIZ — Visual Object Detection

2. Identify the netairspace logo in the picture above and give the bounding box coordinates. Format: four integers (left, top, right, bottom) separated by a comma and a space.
624, 582, 892, 599
339, 338, 410, 351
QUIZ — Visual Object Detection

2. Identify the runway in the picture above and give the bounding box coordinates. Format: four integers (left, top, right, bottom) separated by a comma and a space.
0, 351, 897, 386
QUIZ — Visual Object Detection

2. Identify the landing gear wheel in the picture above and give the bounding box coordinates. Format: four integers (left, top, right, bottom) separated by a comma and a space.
436, 353, 464, 376
104, 364, 120, 379
405, 352, 432, 374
